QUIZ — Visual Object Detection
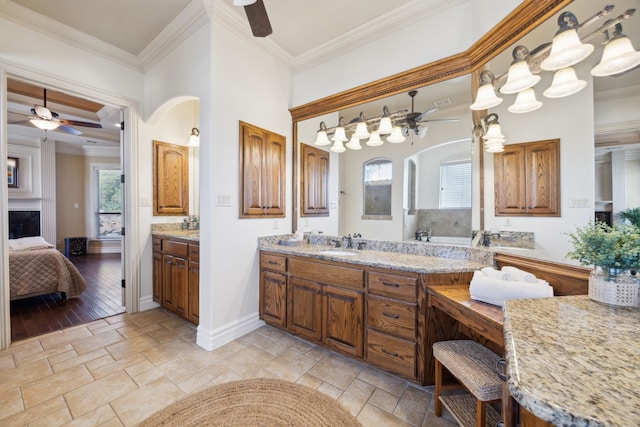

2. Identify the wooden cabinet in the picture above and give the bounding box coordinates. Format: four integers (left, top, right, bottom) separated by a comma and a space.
366, 270, 419, 380
153, 140, 189, 216
239, 121, 286, 218
288, 257, 364, 357
152, 235, 199, 324
494, 139, 560, 216
259, 253, 288, 327
301, 143, 330, 216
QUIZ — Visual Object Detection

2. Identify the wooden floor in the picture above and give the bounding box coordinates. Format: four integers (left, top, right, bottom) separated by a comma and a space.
10, 253, 124, 342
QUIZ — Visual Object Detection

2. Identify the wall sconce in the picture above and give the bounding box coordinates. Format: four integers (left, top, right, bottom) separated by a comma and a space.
189, 127, 200, 147
474, 113, 506, 153
540, 12, 594, 71
591, 23, 640, 76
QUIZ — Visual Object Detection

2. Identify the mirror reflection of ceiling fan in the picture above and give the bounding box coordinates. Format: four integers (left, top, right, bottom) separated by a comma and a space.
11, 88, 103, 136
394, 90, 459, 138
233, 0, 272, 37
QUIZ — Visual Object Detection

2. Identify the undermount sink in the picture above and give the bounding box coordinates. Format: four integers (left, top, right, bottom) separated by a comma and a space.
318, 250, 358, 256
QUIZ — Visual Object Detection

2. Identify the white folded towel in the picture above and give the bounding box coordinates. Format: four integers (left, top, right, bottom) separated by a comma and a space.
469, 271, 553, 307
501, 266, 537, 283
8, 236, 54, 251
481, 267, 512, 281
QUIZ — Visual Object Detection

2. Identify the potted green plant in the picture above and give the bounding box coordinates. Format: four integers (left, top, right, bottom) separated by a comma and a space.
566, 221, 640, 306
619, 207, 640, 228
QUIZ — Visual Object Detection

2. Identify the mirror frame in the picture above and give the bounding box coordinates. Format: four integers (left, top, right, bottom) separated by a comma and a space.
288, 0, 573, 233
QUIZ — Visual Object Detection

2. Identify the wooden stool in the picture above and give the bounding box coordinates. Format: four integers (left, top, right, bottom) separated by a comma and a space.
433, 340, 502, 427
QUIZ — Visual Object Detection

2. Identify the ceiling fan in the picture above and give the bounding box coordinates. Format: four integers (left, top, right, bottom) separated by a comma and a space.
233, 0, 272, 37
13, 88, 103, 136
394, 90, 459, 138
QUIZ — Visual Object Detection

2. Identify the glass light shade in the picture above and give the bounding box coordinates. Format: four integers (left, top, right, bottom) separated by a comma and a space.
508, 88, 543, 114
314, 130, 331, 146
485, 142, 505, 153
30, 119, 59, 130
482, 123, 505, 141
345, 135, 362, 150
330, 139, 346, 153
233, 0, 256, 5
366, 131, 384, 147
353, 122, 370, 139
386, 126, 406, 143
591, 36, 640, 77
377, 117, 393, 135
417, 125, 428, 139
189, 128, 200, 147
543, 67, 586, 98
540, 29, 594, 71
331, 126, 347, 142
500, 61, 541, 94
469, 84, 503, 110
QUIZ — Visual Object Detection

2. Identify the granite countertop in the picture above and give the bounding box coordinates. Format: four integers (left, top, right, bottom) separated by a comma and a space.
503, 295, 640, 427
152, 229, 200, 242
259, 242, 489, 274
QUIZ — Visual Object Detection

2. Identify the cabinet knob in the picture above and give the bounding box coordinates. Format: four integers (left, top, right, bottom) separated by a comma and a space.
315, 290, 321, 294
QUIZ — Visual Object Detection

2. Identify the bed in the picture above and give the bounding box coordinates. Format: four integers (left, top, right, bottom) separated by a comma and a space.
9, 237, 87, 300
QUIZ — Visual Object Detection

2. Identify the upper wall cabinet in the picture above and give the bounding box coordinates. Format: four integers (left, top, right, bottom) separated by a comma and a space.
239, 121, 286, 218
494, 139, 560, 217
153, 140, 189, 216
301, 143, 329, 216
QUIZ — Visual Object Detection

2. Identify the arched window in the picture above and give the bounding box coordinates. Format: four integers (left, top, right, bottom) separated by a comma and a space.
363, 158, 392, 219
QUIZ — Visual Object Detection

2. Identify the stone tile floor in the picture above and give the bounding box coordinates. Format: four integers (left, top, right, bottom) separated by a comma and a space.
0, 308, 458, 426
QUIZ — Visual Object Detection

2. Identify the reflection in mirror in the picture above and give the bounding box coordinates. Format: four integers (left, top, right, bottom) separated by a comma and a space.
296, 75, 473, 243
480, 0, 640, 263
363, 158, 392, 218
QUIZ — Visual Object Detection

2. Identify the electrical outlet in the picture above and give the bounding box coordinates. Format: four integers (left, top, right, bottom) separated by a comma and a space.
273, 219, 279, 229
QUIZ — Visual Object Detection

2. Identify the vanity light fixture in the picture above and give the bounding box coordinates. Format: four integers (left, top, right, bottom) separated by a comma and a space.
314, 121, 331, 146
476, 113, 506, 153
591, 23, 640, 77
366, 131, 384, 147
189, 127, 200, 147
345, 134, 362, 150
469, 70, 503, 111
470, 5, 637, 115
386, 126, 406, 143
331, 117, 348, 143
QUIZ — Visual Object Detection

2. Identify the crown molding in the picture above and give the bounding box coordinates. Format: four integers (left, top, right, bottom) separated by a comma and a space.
0, 0, 141, 71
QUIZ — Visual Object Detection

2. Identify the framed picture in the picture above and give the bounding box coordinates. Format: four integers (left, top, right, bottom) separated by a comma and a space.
7, 157, 18, 188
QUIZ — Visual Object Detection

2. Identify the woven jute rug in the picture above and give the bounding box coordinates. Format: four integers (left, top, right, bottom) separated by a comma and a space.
137, 377, 362, 426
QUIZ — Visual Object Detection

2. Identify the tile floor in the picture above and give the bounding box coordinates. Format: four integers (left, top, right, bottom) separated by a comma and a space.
0, 308, 458, 426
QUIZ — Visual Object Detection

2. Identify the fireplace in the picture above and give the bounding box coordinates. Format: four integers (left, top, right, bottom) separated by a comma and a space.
9, 211, 41, 239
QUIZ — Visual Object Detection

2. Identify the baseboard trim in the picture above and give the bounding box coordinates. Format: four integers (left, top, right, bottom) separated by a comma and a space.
139, 296, 160, 312
196, 312, 265, 351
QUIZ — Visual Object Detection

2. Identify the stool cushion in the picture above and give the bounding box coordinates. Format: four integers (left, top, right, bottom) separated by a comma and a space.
433, 340, 502, 401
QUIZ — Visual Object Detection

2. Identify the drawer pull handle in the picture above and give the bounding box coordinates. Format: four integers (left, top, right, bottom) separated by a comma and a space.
267, 260, 279, 265
383, 312, 400, 319
381, 348, 398, 357
382, 282, 400, 288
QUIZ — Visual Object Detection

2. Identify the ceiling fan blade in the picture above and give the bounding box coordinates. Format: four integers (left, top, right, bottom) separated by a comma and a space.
58, 119, 103, 129
57, 124, 83, 135
420, 118, 459, 123
244, 0, 272, 37
415, 107, 439, 122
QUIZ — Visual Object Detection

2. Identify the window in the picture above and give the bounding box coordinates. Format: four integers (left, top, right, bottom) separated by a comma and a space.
439, 161, 471, 208
363, 158, 392, 218
95, 166, 122, 239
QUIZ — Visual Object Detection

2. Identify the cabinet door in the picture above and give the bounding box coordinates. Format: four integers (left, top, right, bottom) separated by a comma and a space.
188, 260, 199, 324
162, 255, 177, 312
301, 143, 330, 216
173, 257, 189, 318
264, 133, 286, 216
323, 285, 364, 357
288, 277, 322, 341
494, 146, 526, 215
525, 140, 560, 216
152, 250, 163, 303
153, 140, 189, 216
260, 270, 288, 327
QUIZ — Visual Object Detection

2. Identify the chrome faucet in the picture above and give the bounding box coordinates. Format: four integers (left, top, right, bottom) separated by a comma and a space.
482, 232, 500, 247
342, 234, 353, 249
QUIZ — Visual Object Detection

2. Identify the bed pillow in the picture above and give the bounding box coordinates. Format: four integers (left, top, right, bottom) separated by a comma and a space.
9, 236, 55, 251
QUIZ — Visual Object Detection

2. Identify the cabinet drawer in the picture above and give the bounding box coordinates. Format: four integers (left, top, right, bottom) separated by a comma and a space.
163, 240, 189, 257
367, 295, 416, 341
289, 258, 363, 289
189, 244, 199, 261
368, 272, 417, 302
261, 253, 287, 273
367, 329, 416, 380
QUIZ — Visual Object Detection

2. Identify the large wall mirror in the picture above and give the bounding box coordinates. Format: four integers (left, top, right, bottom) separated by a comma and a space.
290, 0, 640, 263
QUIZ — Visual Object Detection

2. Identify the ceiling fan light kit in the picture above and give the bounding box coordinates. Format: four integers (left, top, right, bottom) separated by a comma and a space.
472, 4, 638, 152
30, 118, 59, 131
312, 90, 458, 153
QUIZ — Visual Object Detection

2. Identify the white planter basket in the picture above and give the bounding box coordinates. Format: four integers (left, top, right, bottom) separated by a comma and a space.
589, 273, 640, 307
